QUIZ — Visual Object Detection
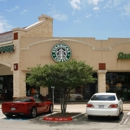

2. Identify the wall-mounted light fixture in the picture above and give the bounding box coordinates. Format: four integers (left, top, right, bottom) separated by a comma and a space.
14, 63, 18, 71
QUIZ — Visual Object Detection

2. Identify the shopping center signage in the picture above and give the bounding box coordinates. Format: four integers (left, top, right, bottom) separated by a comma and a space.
0, 45, 14, 53
51, 43, 71, 62
118, 52, 130, 59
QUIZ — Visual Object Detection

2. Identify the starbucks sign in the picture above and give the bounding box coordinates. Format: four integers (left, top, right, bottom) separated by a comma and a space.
51, 43, 71, 62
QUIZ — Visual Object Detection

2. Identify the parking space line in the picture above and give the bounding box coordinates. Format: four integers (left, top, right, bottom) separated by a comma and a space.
0, 116, 6, 119
123, 112, 130, 125
123, 118, 129, 125
127, 112, 130, 116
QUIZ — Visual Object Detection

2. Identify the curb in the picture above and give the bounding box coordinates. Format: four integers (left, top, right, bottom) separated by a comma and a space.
43, 112, 85, 122
71, 112, 85, 119
43, 116, 72, 121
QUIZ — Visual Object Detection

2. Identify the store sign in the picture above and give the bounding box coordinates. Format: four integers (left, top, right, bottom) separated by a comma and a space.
118, 52, 130, 59
51, 43, 71, 62
0, 45, 14, 53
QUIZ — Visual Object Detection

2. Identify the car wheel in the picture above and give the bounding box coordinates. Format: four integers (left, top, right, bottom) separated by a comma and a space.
30, 107, 37, 118
5, 114, 13, 118
88, 115, 93, 119
48, 105, 53, 113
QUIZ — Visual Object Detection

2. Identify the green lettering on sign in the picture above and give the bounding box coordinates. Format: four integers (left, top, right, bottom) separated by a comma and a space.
0, 45, 14, 53
118, 52, 130, 59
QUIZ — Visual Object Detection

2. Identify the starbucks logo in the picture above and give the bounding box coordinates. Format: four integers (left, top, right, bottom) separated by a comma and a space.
51, 43, 71, 62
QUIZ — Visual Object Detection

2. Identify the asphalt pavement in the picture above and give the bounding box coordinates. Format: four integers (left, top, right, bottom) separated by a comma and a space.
0, 101, 130, 130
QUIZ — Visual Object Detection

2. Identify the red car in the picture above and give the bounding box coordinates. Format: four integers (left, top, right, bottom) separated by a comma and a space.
2, 96, 53, 118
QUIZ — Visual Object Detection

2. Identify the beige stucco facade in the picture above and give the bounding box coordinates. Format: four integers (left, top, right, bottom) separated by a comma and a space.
0, 14, 130, 99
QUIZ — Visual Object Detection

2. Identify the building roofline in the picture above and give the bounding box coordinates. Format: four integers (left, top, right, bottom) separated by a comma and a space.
0, 31, 13, 36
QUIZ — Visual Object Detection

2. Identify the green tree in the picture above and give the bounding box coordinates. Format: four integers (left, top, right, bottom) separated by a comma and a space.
26, 59, 96, 114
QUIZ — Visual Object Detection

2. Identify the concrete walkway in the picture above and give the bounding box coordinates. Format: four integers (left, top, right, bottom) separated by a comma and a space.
53, 102, 130, 113
0, 101, 130, 112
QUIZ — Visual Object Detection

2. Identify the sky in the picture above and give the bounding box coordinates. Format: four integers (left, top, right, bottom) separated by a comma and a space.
0, 0, 130, 39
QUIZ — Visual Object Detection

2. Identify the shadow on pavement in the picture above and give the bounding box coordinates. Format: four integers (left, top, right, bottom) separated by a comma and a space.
85, 113, 124, 123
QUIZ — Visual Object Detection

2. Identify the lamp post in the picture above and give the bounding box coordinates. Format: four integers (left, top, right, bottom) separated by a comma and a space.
51, 86, 55, 109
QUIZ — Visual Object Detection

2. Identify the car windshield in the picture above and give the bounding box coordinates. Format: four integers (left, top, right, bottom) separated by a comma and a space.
91, 95, 116, 101
13, 97, 33, 102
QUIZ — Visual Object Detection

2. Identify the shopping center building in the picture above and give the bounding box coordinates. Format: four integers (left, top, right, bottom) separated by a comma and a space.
0, 14, 130, 101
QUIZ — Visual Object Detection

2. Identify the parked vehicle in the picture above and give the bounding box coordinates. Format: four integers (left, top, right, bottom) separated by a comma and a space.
70, 93, 83, 101
2, 96, 53, 118
86, 93, 123, 119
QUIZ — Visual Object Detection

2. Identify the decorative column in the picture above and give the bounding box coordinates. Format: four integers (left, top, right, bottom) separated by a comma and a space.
13, 63, 26, 98
40, 87, 48, 96
12, 30, 27, 99
97, 63, 107, 93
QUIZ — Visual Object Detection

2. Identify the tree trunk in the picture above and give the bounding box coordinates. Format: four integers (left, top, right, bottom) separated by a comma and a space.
60, 90, 69, 114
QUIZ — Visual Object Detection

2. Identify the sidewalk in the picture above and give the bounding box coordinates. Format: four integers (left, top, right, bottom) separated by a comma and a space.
53, 102, 130, 113
0, 101, 130, 112
122, 102, 130, 111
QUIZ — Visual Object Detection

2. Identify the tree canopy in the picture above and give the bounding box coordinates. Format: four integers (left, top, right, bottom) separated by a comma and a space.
26, 59, 96, 114
26, 59, 96, 89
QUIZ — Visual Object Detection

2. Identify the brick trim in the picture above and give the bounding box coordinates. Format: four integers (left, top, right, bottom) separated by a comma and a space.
14, 32, 18, 40
99, 63, 106, 70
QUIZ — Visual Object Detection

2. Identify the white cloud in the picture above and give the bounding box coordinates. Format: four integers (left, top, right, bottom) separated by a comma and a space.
86, 13, 92, 18
52, 13, 68, 21
0, 16, 13, 33
74, 19, 82, 22
93, 6, 100, 10
104, 0, 123, 8
48, 5, 68, 21
5, 6, 19, 12
113, 0, 123, 6
103, 1, 130, 16
122, 2, 130, 16
21, 10, 28, 14
69, 0, 81, 10
87, 0, 103, 5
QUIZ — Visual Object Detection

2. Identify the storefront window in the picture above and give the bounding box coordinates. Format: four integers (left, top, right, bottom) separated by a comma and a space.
49, 85, 96, 102
47, 73, 97, 102
26, 85, 40, 96
106, 72, 130, 101
69, 86, 84, 101
0, 75, 13, 100
26, 74, 40, 96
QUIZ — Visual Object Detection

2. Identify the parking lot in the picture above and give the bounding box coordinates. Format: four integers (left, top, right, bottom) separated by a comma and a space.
0, 103, 130, 130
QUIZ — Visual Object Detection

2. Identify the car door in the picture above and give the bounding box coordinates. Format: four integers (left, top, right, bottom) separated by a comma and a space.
35, 98, 46, 113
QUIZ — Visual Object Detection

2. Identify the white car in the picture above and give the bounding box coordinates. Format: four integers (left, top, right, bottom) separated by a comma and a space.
70, 94, 83, 101
86, 93, 123, 119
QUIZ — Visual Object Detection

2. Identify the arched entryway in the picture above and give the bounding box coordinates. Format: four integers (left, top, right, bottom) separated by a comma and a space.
0, 64, 13, 101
